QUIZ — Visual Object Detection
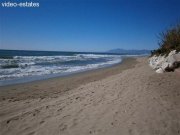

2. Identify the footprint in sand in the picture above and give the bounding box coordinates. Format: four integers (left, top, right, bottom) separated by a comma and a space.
59, 123, 67, 131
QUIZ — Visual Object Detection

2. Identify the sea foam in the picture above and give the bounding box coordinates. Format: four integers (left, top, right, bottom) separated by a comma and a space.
0, 54, 122, 81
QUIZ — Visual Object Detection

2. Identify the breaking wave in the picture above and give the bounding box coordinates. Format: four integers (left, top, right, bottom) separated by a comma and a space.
0, 54, 122, 81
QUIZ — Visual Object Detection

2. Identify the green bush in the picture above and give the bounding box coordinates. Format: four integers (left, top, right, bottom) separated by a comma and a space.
151, 24, 180, 56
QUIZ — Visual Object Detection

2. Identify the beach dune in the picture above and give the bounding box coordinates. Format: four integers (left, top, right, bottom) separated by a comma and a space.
0, 57, 180, 135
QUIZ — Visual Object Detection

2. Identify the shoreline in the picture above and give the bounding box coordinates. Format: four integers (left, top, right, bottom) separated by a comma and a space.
0, 50, 124, 86
0, 57, 125, 87
0, 57, 136, 101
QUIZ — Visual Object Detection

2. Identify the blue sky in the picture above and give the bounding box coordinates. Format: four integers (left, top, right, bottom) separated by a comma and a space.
0, 0, 180, 52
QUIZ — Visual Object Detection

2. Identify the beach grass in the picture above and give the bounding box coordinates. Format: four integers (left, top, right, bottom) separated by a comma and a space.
151, 23, 180, 56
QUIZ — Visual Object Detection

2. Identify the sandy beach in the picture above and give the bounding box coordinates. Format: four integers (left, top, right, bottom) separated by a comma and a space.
0, 57, 180, 135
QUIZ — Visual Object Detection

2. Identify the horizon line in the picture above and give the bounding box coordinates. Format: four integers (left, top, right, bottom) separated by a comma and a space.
0, 48, 152, 53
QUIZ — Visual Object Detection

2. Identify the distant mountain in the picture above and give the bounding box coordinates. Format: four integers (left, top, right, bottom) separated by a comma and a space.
107, 49, 151, 55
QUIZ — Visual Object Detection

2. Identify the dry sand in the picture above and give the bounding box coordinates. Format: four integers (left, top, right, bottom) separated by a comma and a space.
0, 57, 180, 135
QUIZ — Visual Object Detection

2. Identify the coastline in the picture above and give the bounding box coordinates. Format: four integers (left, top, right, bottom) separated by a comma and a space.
0, 57, 136, 101
1, 57, 180, 135
0, 56, 125, 87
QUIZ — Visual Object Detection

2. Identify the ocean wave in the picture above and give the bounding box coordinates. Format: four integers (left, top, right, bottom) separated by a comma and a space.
0, 54, 122, 80
75, 54, 120, 59
65, 58, 122, 72
0, 56, 14, 59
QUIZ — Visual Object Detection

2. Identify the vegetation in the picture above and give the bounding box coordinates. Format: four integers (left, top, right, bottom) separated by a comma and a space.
151, 23, 180, 56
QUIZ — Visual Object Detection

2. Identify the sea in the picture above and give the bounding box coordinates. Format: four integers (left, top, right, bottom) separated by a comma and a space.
0, 50, 144, 86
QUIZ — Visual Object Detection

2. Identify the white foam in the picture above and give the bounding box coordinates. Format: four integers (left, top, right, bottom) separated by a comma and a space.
0, 54, 123, 80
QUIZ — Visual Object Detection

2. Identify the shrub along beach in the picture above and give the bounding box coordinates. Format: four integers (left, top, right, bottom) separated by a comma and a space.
1, 1, 180, 135
0, 24, 180, 135
149, 24, 180, 73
